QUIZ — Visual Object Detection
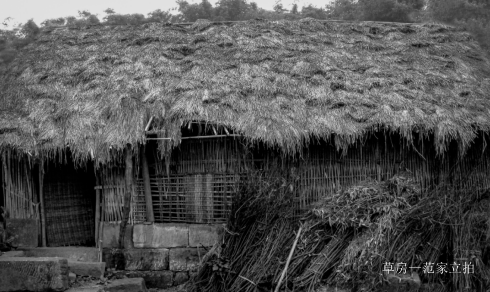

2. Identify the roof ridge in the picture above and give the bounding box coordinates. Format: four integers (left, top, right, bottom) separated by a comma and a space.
39, 18, 454, 33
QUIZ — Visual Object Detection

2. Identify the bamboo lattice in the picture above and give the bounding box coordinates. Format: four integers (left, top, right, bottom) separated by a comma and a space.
136, 173, 238, 223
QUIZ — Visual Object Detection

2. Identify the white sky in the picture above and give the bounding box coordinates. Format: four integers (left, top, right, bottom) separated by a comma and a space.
1, 0, 333, 27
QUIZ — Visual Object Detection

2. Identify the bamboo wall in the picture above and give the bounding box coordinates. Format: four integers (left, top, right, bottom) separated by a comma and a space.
4, 133, 489, 237
295, 136, 490, 212
96, 166, 146, 224
134, 137, 246, 223
134, 135, 490, 224
295, 138, 417, 212
0, 150, 39, 220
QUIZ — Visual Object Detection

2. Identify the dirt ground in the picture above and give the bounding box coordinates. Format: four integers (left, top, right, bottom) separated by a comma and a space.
69, 275, 189, 292
148, 285, 187, 292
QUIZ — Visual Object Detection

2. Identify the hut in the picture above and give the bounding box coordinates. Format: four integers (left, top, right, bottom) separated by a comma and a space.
0, 18, 490, 254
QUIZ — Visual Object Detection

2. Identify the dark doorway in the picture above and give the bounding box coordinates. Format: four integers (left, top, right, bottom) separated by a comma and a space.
43, 154, 95, 246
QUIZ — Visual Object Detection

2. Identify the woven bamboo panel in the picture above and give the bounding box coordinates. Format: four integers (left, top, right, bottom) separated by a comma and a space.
44, 167, 94, 247
136, 173, 238, 223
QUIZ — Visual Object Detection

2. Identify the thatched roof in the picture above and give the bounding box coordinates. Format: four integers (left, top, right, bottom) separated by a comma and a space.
1, 19, 490, 161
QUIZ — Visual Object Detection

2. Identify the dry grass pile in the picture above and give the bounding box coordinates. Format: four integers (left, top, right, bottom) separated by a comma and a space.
190, 170, 298, 292
310, 173, 490, 291
190, 171, 490, 292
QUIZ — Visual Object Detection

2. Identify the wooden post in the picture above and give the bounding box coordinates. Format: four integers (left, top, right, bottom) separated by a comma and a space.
119, 145, 133, 250
32, 161, 41, 246
98, 174, 105, 262
141, 144, 154, 223
95, 175, 101, 246
1, 152, 8, 243
39, 158, 47, 247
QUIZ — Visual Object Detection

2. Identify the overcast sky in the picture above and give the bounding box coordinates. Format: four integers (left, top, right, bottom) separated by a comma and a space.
2, 0, 333, 27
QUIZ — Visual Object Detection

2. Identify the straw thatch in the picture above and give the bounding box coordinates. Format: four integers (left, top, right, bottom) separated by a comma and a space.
1, 19, 490, 162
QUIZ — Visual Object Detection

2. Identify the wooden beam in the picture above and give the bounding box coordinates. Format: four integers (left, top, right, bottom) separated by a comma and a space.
119, 145, 133, 250
39, 158, 46, 247
145, 134, 242, 140
140, 144, 154, 223
144, 116, 154, 132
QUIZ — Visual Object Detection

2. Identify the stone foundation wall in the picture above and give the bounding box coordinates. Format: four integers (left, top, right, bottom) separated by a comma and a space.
0, 257, 69, 291
0, 218, 38, 248
102, 222, 222, 288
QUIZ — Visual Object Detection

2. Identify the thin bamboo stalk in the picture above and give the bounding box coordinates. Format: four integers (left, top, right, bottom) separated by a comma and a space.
39, 158, 47, 247
109, 189, 114, 221
2, 153, 8, 217
6, 151, 11, 219
205, 173, 213, 222
99, 168, 106, 251
95, 175, 101, 246
274, 225, 303, 292
141, 144, 154, 222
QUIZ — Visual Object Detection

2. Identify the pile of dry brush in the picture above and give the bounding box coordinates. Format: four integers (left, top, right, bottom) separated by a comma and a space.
189, 170, 490, 292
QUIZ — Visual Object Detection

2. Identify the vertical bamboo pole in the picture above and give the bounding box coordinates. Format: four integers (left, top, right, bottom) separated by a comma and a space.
141, 144, 154, 223
4, 151, 11, 220
100, 185, 105, 238
33, 161, 40, 245
39, 157, 47, 247
1, 152, 7, 242
1, 152, 8, 215
95, 175, 101, 246
99, 169, 106, 262
195, 174, 203, 223
205, 173, 213, 222
119, 145, 133, 249
24, 159, 32, 218
376, 139, 381, 182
